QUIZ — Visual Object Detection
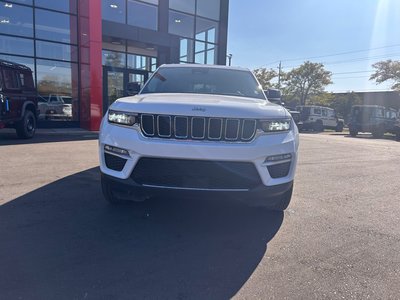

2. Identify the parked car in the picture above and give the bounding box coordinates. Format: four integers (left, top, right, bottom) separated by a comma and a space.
394, 118, 400, 141
0, 59, 38, 138
297, 105, 344, 132
264, 89, 301, 129
38, 94, 72, 120
348, 105, 399, 138
99, 64, 299, 211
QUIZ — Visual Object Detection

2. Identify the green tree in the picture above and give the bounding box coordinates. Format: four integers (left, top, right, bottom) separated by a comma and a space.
284, 61, 332, 105
370, 60, 400, 90
253, 68, 278, 89
309, 92, 335, 106
330, 92, 362, 122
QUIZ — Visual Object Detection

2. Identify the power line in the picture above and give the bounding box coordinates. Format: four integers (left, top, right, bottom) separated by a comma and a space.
332, 70, 374, 75
260, 43, 400, 67
332, 75, 372, 79
281, 52, 400, 69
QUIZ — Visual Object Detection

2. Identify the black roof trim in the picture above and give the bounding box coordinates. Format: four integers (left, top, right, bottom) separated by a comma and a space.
0, 59, 32, 71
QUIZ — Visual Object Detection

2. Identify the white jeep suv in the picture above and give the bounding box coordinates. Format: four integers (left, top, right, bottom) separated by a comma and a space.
99, 64, 299, 211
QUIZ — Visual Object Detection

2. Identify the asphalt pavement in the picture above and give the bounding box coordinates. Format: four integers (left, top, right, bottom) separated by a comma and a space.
0, 131, 399, 299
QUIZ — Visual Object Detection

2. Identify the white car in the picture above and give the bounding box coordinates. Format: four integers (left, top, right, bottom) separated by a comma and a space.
99, 64, 299, 211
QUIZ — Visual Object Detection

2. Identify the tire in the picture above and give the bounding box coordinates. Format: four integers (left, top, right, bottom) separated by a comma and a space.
16, 110, 36, 139
313, 120, 324, 132
372, 127, 384, 139
269, 185, 293, 211
335, 122, 344, 132
349, 129, 358, 137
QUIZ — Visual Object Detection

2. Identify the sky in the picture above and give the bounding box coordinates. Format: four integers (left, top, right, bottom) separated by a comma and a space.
227, 0, 400, 92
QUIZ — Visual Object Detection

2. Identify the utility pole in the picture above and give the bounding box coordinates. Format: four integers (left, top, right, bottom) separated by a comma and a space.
277, 61, 282, 89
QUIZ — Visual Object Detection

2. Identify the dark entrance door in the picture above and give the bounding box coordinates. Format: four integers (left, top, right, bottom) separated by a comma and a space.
102, 66, 149, 115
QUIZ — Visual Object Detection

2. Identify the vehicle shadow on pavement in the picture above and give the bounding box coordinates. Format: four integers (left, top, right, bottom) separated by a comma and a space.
0, 131, 98, 146
0, 167, 283, 299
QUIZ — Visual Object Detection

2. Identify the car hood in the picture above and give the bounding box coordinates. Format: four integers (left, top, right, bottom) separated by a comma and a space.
110, 93, 289, 119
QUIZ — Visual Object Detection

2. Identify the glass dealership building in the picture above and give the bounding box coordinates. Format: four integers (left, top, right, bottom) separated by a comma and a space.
0, 0, 229, 130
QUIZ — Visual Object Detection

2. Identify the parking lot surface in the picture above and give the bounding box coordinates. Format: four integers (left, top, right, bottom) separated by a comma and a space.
0, 132, 399, 299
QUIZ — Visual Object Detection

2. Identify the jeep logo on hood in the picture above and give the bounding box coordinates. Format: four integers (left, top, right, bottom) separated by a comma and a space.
192, 107, 206, 112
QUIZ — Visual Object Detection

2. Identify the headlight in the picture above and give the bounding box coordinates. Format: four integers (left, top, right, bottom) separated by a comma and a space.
108, 110, 137, 126
259, 119, 291, 132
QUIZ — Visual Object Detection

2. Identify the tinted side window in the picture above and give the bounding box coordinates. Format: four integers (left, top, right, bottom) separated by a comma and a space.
3, 69, 20, 89
376, 109, 384, 118
314, 108, 321, 115
322, 109, 328, 116
50, 96, 59, 102
19, 72, 35, 89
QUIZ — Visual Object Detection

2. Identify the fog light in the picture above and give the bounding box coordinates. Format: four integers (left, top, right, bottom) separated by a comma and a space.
265, 153, 292, 163
104, 145, 130, 156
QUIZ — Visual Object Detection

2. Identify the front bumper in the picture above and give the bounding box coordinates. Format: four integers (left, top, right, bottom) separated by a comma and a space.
102, 172, 294, 204
99, 119, 299, 190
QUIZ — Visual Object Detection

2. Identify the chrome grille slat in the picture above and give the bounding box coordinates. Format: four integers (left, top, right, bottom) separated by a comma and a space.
191, 117, 206, 139
157, 115, 172, 137
174, 116, 189, 139
140, 114, 257, 142
225, 119, 240, 140
208, 118, 223, 140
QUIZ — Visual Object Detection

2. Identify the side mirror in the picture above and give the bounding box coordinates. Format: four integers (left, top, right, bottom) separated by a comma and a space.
126, 82, 141, 96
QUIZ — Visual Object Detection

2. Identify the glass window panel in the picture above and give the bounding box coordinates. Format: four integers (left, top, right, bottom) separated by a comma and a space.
206, 48, 216, 64
7, 0, 32, 4
208, 28, 216, 43
0, 3, 33, 37
127, 0, 157, 31
207, 43, 215, 50
140, 0, 158, 5
196, 17, 218, 43
195, 41, 205, 53
35, 0, 77, 14
169, 0, 195, 14
179, 38, 193, 62
180, 38, 187, 56
35, 9, 77, 44
102, 40, 126, 52
196, 0, 220, 20
0, 54, 35, 74
102, 0, 126, 23
151, 57, 157, 71
168, 11, 194, 38
36, 40, 78, 62
36, 59, 78, 121
195, 51, 205, 64
195, 31, 205, 41
0, 35, 34, 56
102, 50, 126, 67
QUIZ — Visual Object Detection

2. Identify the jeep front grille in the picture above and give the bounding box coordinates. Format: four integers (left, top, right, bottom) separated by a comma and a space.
140, 114, 257, 142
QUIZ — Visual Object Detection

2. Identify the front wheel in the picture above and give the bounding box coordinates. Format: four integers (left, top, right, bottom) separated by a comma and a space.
372, 127, 384, 139
335, 122, 344, 132
313, 121, 324, 132
269, 185, 293, 211
16, 110, 36, 139
349, 129, 358, 137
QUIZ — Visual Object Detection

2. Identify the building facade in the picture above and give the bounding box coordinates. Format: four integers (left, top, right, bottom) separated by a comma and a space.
0, 0, 229, 130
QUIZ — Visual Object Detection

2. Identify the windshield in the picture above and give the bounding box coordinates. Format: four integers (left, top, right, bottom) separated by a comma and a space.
140, 67, 265, 100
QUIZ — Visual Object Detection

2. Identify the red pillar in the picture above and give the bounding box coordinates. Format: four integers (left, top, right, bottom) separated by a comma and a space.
78, 0, 102, 131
